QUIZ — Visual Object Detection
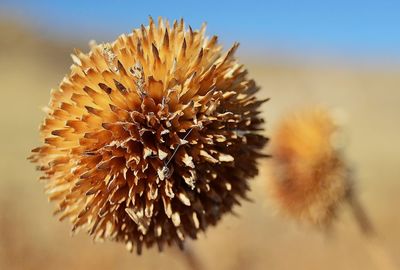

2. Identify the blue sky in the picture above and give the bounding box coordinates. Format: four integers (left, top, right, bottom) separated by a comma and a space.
2, 0, 400, 62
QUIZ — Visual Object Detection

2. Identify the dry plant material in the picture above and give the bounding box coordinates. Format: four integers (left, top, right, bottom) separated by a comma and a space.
269, 107, 399, 269
269, 108, 351, 227
29, 17, 268, 254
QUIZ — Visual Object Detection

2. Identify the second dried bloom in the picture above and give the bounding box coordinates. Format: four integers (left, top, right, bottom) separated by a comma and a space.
269, 108, 351, 227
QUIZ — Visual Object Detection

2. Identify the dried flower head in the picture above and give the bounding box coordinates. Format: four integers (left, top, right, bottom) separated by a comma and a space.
29, 17, 268, 253
268, 108, 351, 227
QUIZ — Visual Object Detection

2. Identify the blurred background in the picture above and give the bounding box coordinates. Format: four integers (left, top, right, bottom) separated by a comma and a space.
0, 1, 399, 269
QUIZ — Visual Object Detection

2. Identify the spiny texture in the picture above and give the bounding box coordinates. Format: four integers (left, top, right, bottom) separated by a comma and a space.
269, 108, 350, 227
29, 17, 268, 254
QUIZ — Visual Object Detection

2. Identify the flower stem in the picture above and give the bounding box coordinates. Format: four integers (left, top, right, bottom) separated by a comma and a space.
347, 195, 398, 270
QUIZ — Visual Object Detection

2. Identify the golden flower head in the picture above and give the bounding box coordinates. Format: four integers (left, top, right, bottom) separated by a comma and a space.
30, 17, 268, 254
268, 107, 351, 228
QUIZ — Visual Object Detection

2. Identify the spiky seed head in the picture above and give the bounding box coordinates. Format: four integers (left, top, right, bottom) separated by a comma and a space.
29, 17, 268, 254
268, 107, 351, 227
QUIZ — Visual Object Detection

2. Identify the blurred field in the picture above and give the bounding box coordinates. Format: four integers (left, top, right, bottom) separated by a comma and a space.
0, 19, 399, 270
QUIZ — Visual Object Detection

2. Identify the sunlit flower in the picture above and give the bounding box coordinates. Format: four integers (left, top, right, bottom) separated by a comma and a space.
29, 17, 268, 254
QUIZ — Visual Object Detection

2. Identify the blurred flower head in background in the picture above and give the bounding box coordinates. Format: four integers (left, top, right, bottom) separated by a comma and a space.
268, 108, 351, 227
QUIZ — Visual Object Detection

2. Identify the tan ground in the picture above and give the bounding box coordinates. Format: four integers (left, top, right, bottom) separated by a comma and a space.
0, 20, 399, 270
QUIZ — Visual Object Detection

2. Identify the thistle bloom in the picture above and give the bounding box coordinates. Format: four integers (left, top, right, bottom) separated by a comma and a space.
269, 108, 351, 227
30, 17, 267, 253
